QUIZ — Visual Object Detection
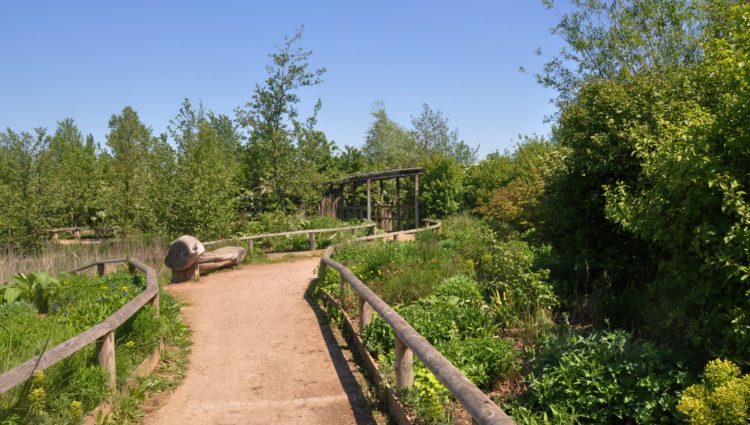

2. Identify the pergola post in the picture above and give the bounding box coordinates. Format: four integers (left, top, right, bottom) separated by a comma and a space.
367, 178, 372, 221
352, 183, 358, 219
396, 177, 401, 231
339, 183, 345, 219
379, 179, 385, 228
414, 174, 420, 228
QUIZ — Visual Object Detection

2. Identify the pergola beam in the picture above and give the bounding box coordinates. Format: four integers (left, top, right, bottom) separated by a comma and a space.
327, 168, 424, 185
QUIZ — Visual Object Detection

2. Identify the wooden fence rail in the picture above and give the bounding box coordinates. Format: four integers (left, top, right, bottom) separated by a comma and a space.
0, 258, 159, 394
203, 222, 377, 252
320, 220, 517, 425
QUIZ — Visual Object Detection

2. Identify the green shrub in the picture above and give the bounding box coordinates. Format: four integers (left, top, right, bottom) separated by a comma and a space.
1, 272, 61, 313
439, 213, 496, 262
479, 240, 557, 330
433, 275, 484, 308
363, 295, 497, 357
677, 359, 750, 425
510, 405, 581, 425
515, 329, 689, 424
407, 363, 452, 424
437, 337, 518, 389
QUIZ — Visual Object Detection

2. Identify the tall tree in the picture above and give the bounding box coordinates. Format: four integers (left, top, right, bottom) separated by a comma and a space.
362, 101, 421, 169
103, 106, 163, 234
36, 119, 98, 229
410, 103, 477, 165
169, 99, 242, 239
0, 129, 47, 249
537, 0, 703, 104
290, 103, 339, 212
236, 27, 326, 213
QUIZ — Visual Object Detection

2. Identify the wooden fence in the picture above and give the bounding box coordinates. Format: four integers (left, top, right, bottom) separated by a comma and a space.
319, 221, 517, 425
203, 222, 377, 252
0, 258, 160, 395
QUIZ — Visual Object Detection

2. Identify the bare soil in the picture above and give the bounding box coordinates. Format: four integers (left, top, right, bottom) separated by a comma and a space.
143, 258, 379, 425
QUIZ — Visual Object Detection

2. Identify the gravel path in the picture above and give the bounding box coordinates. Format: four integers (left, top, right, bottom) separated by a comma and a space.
144, 258, 376, 425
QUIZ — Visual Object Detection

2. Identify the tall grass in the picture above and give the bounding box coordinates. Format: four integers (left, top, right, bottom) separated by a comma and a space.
0, 238, 168, 284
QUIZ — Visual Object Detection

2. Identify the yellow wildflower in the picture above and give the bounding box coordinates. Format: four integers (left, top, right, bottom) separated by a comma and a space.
70, 400, 83, 419
28, 388, 46, 411
31, 371, 45, 387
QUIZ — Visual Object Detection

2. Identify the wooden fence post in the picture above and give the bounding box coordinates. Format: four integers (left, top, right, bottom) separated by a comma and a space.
358, 295, 373, 332
96, 331, 116, 392
395, 335, 414, 389
96, 263, 105, 277
151, 293, 160, 319
309, 233, 316, 251
248, 239, 254, 257
339, 274, 347, 309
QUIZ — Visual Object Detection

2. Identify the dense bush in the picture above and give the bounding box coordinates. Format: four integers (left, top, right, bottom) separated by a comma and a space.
677, 359, 750, 425
362, 275, 517, 388
362, 293, 498, 357
419, 154, 464, 219
513, 329, 689, 424
360, 274, 518, 423
479, 240, 556, 332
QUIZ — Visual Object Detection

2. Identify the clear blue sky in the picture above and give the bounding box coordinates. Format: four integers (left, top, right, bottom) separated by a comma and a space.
0, 1, 566, 159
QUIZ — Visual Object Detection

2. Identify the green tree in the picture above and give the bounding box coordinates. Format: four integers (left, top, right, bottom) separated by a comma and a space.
537, 0, 703, 104
102, 106, 165, 235
36, 119, 98, 229
462, 153, 516, 211
419, 154, 464, 219
362, 101, 421, 169
410, 103, 477, 165
290, 104, 339, 212
602, 1, 750, 359
0, 129, 48, 249
169, 99, 242, 240
336, 145, 367, 175
236, 27, 326, 213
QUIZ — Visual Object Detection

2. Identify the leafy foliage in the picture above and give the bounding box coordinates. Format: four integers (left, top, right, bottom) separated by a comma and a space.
236, 27, 328, 213
1, 272, 60, 313
537, 0, 702, 105
410, 103, 477, 165
514, 329, 689, 424
677, 359, 750, 425
419, 154, 464, 219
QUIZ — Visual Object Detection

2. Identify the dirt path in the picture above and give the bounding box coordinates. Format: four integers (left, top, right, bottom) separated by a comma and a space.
144, 258, 377, 425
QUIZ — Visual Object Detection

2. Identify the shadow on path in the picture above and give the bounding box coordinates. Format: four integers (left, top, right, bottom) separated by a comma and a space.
305, 282, 380, 425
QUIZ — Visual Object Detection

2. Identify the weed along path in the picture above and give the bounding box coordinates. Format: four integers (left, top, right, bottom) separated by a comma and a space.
144, 257, 377, 425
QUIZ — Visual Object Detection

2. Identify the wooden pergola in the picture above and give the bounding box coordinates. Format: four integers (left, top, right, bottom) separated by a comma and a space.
321, 168, 425, 230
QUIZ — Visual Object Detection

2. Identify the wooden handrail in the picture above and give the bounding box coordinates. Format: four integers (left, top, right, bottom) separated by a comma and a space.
320, 221, 517, 425
203, 222, 376, 247
0, 258, 159, 394
355, 219, 441, 242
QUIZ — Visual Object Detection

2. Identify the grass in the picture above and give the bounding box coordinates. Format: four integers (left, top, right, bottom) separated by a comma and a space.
0, 269, 188, 425
0, 237, 168, 285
